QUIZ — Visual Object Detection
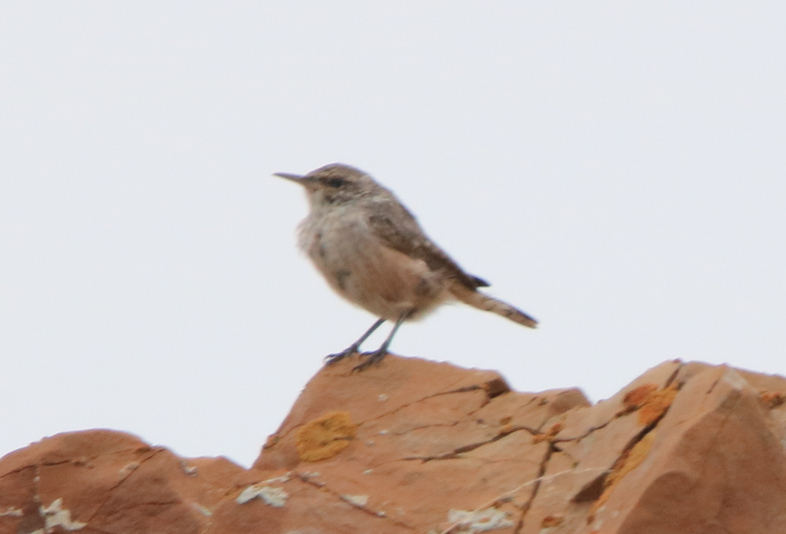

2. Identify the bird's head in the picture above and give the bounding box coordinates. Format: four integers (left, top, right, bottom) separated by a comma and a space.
274, 163, 382, 207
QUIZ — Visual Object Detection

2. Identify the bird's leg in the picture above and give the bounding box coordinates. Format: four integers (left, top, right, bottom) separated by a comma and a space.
325, 318, 386, 365
352, 310, 412, 372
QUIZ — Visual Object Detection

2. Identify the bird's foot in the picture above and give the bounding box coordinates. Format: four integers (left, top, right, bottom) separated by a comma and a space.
351, 349, 388, 373
324, 345, 359, 366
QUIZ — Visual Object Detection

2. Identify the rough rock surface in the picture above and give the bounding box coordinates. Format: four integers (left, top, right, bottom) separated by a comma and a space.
2, 355, 786, 534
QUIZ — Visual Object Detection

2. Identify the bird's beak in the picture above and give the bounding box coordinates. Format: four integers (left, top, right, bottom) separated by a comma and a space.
273, 172, 320, 190
273, 172, 304, 183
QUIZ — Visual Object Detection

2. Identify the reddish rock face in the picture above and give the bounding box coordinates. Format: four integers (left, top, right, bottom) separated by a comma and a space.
2, 355, 786, 534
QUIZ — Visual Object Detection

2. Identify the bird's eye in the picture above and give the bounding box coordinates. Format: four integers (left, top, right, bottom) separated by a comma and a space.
327, 178, 345, 188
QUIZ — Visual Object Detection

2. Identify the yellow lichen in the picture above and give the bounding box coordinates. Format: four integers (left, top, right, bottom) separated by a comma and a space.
615, 383, 678, 425
590, 429, 657, 516
532, 422, 563, 444
760, 390, 786, 409
637, 384, 678, 426
296, 411, 357, 462
623, 383, 658, 410
541, 515, 564, 528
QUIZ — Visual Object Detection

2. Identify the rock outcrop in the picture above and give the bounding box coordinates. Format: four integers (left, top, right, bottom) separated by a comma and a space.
2, 356, 786, 533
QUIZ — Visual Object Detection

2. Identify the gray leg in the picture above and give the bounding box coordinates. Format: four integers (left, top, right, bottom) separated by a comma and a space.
352, 311, 411, 372
325, 318, 386, 365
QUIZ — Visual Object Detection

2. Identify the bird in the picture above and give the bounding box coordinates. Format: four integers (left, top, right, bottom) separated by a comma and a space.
274, 163, 537, 372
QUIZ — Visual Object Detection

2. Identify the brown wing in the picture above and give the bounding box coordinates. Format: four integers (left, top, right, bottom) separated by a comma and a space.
367, 199, 488, 290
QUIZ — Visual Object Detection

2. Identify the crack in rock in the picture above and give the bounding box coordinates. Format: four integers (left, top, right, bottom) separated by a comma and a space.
294, 472, 416, 531
362, 384, 488, 426
577, 381, 684, 517
404, 425, 539, 462
553, 418, 614, 445
0, 445, 149, 481
269, 380, 491, 449
392, 421, 465, 436
554, 362, 687, 445
84, 447, 163, 524
513, 443, 555, 534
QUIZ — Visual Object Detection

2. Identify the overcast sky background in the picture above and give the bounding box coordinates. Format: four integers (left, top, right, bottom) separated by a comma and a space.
1, 2, 785, 467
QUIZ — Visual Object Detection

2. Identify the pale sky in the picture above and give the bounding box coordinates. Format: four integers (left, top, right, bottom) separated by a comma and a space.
1, 2, 785, 467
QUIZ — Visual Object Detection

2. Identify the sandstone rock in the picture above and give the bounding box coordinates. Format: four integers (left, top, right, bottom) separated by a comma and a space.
0, 429, 246, 534
2, 355, 786, 534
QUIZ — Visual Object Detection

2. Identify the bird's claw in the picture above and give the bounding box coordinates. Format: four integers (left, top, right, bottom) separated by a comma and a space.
351, 350, 388, 373
324, 346, 359, 366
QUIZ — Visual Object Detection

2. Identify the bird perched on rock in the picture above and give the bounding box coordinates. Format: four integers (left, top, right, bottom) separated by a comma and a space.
275, 163, 537, 372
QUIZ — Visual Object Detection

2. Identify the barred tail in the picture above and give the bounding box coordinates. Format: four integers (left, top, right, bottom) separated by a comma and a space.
450, 284, 538, 328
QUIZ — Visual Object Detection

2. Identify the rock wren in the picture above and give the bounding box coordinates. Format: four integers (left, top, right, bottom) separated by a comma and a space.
275, 163, 537, 372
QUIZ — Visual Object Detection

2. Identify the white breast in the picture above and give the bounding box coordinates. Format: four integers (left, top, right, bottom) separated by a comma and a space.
298, 206, 450, 321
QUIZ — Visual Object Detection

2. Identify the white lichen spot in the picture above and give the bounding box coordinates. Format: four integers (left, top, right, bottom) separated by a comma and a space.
366, 440, 375, 446
592, 519, 603, 531
722, 368, 748, 390
0, 508, 22, 517
236, 484, 289, 507
447, 508, 513, 532
299, 471, 320, 479
263, 474, 291, 484
378, 394, 389, 402
119, 462, 140, 475
341, 494, 369, 507
192, 503, 212, 516
378, 430, 389, 435
40, 498, 87, 531
180, 461, 198, 476
363, 469, 373, 475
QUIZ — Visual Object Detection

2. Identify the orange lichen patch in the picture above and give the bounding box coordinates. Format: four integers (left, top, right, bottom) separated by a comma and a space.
615, 383, 679, 425
637, 384, 678, 426
591, 430, 657, 516
532, 422, 563, 444
616, 383, 658, 417
624, 383, 658, 408
541, 515, 564, 528
760, 391, 786, 409
296, 411, 357, 462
